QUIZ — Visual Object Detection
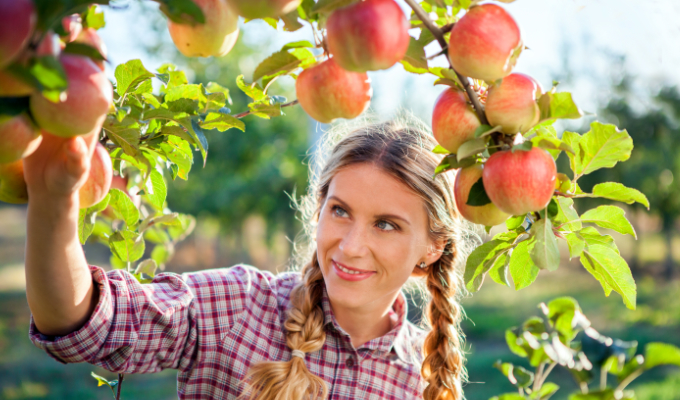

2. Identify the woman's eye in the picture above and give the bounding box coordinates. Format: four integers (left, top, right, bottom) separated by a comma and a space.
376, 220, 396, 231
332, 205, 348, 218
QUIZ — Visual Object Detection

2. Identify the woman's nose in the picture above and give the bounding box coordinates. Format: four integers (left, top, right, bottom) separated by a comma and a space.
338, 223, 370, 258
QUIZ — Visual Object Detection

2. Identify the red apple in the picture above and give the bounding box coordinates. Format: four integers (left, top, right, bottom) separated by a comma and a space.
0, 0, 36, 69
30, 54, 113, 137
75, 28, 107, 70
35, 31, 61, 57
61, 14, 83, 43
448, 4, 522, 82
0, 159, 28, 204
296, 58, 372, 124
326, 0, 410, 72
0, 114, 42, 163
486, 73, 542, 134
482, 147, 556, 215
432, 88, 481, 153
168, 0, 239, 58
230, 0, 299, 19
79, 142, 112, 209
454, 164, 509, 226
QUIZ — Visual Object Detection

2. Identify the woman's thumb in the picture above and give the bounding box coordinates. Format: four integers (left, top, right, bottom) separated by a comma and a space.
64, 136, 90, 179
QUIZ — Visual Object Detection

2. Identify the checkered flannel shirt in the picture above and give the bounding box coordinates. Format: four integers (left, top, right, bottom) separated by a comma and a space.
29, 264, 428, 399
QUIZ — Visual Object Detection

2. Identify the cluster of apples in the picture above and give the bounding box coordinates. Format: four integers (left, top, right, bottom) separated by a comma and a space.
0, 0, 113, 208
432, 4, 557, 226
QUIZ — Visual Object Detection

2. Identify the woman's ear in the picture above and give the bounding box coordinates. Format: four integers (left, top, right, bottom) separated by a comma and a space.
411, 238, 448, 278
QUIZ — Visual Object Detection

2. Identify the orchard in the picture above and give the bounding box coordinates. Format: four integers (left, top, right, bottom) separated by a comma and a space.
1, 0, 679, 399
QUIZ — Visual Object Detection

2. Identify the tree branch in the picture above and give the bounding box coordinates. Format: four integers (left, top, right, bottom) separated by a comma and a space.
116, 373, 124, 400
233, 99, 299, 119
403, 0, 488, 125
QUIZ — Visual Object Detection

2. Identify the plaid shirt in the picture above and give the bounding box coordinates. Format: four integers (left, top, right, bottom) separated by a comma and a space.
29, 265, 427, 399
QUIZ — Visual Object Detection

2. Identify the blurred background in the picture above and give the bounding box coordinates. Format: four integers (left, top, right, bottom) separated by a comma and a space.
1, 0, 680, 398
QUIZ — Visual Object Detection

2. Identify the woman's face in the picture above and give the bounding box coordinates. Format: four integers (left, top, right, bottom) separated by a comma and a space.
316, 162, 443, 313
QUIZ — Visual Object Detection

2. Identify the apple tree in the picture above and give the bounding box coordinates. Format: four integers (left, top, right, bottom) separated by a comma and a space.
0, 0, 672, 398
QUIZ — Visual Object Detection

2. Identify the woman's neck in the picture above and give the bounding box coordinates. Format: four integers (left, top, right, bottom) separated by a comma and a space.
330, 292, 400, 349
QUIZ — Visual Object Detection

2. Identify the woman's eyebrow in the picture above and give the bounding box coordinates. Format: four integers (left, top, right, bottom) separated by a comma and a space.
329, 195, 411, 226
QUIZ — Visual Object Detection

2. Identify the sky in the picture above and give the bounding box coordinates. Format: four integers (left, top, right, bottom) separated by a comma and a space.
99, 0, 680, 126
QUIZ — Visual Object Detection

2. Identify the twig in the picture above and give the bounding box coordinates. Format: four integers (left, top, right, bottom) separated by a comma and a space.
233, 99, 299, 119
403, 0, 488, 125
441, 23, 455, 33
116, 373, 124, 400
615, 368, 644, 392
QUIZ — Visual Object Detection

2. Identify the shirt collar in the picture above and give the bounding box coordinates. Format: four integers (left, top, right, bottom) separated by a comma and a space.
320, 283, 421, 365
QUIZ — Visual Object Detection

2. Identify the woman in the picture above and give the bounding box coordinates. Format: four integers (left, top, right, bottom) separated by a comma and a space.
25, 117, 473, 399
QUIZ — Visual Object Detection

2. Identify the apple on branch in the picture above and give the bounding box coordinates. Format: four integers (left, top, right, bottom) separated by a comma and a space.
168, 0, 239, 58
75, 28, 108, 71
30, 54, 113, 137
0, 0, 36, 69
295, 58, 372, 124
0, 114, 42, 164
482, 147, 556, 215
454, 164, 509, 226
61, 14, 83, 43
326, 0, 410, 72
486, 73, 542, 134
79, 142, 112, 209
432, 87, 481, 154
448, 3, 522, 82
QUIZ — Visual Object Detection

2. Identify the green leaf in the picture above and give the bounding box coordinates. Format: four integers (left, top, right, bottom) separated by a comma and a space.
157, 0, 205, 24
400, 36, 429, 74
432, 145, 449, 154
538, 91, 582, 121
115, 59, 155, 97
63, 42, 106, 61
104, 125, 140, 157
83, 5, 106, 29
109, 230, 145, 262
488, 252, 511, 287
165, 84, 207, 114
505, 329, 528, 357
457, 138, 486, 161
466, 177, 492, 206
553, 197, 581, 231
134, 259, 158, 278
248, 100, 283, 119
464, 239, 513, 292
533, 382, 559, 400
144, 170, 167, 210
565, 233, 585, 259
578, 227, 619, 254
433, 155, 475, 176
506, 215, 525, 230
474, 124, 502, 139
159, 136, 193, 180
510, 239, 539, 290
77, 194, 110, 244
30, 56, 68, 97
581, 245, 636, 309
644, 343, 680, 369
489, 394, 527, 400
206, 82, 231, 104
530, 211, 560, 271
561, 131, 582, 177
577, 122, 633, 176
281, 11, 304, 31
253, 50, 303, 82
580, 205, 636, 238
151, 244, 172, 266
200, 112, 245, 132
544, 297, 587, 341
108, 188, 139, 227
568, 389, 634, 400
236, 74, 265, 101
312, 0, 356, 14
590, 182, 650, 209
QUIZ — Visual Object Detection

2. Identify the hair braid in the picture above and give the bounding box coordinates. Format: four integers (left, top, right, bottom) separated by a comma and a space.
421, 241, 468, 400
243, 255, 329, 400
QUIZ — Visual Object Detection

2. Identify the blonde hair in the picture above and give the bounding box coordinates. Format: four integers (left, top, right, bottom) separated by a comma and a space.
244, 113, 476, 400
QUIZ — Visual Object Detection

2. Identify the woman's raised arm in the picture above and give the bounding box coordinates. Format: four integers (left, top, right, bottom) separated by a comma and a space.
24, 131, 100, 336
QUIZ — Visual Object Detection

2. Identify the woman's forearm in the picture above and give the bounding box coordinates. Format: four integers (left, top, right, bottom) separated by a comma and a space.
25, 192, 99, 336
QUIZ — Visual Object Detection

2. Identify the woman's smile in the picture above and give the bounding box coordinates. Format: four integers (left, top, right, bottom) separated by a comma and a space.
332, 260, 376, 281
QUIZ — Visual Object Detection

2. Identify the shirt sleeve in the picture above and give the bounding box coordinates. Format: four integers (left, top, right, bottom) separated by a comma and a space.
28, 264, 273, 374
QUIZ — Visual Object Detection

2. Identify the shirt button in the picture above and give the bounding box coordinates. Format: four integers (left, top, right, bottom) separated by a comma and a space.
345, 356, 355, 368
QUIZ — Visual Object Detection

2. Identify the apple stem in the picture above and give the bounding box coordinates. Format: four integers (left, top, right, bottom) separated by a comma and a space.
403, 0, 489, 125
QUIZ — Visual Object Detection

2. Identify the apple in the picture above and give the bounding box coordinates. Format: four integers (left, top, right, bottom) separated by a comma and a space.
296, 58, 372, 124
448, 4, 522, 82
0, 114, 42, 164
482, 147, 556, 215
326, 0, 410, 72
230, 0, 299, 20
432, 88, 481, 153
75, 28, 107, 70
167, 0, 239, 58
0, 69, 34, 97
35, 31, 61, 57
30, 54, 113, 137
61, 14, 83, 43
486, 73, 542, 134
79, 142, 112, 209
454, 164, 509, 226
0, 0, 36, 69
0, 159, 28, 204
0, 32, 61, 97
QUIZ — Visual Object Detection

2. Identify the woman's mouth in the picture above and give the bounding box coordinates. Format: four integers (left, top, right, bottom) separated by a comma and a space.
332, 260, 376, 281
